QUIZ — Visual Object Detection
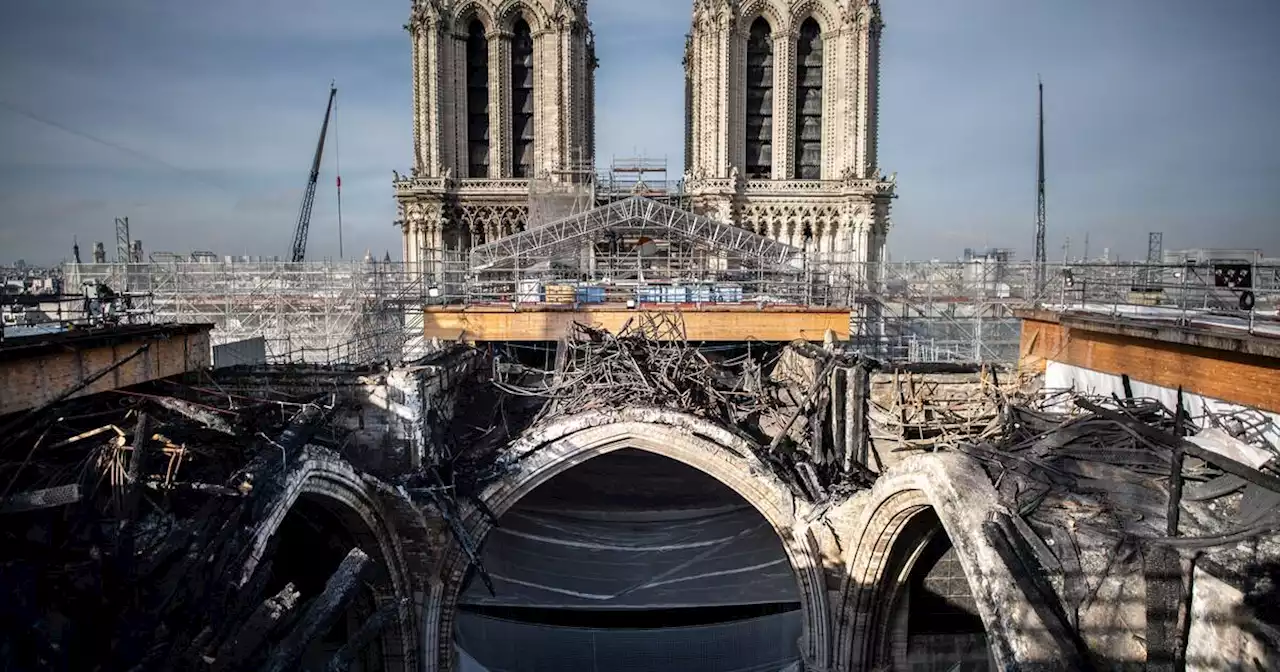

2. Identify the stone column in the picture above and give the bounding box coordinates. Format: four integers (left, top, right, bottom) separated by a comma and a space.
694, 13, 734, 178
718, 17, 736, 176
554, 22, 569, 173
820, 27, 837, 180
836, 205, 856, 268
866, 17, 883, 174
853, 8, 877, 178
424, 17, 443, 174
687, 29, 702, 175
693, 19, 709, 175
570, 26, 592, 166
489, 29, 511, 178
420, 218, 432, 274
773, 30, 795, 180
835, 24, 856, 179
404, 210, 419, 271
532, 26, 552, 175
410, 21, 426, 173
426, 218, 443, 286
400, 215, 411, 265
869, 198, 890, 266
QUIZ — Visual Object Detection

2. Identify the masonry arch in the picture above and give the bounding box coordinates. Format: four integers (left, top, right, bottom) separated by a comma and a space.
739, 0, 789, 37
494, 0, 548, 33
833, 453, 1067, 671
424, 407, 831, 671
242, 449, 417, 671
450, 1, 494, 34
790, 0, 838, 35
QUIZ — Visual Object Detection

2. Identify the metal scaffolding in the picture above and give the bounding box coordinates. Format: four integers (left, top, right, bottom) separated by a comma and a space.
65, 260, 426, 364
471, 197, 804, 271
54, 252, 1279, 367
528, 148, 596, 229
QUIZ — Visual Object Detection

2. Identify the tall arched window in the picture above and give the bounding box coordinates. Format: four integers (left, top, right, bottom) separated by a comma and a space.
466, 20, 490, 178
745, 17, 774, 179
795, 18, 823, 179
510, 19, 535, 178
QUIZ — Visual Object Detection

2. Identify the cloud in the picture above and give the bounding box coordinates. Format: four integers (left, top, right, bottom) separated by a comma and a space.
1, 0, 1278, 265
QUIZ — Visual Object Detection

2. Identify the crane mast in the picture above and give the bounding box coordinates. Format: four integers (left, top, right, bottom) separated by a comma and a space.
290, 84, 338, 263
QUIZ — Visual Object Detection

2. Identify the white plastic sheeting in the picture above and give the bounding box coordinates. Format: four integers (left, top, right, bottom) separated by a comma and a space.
455, 609, 803, 672
1187, 428, 1274, 469
1045, 304, 1280, 338
460, 505, 797, 609
1044, 361, 1280, 449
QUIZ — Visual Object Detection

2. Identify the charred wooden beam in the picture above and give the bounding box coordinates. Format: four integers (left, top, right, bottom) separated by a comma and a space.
850, 363, 874, 472
1167, 388, 1186, 537
1077, 398, 1280, 494
325, 598, 405, 672
261, 547, 374, 672
122, 413, 151, 521
767, 356, 838, 455
155, 396, 236, 435
0, 483, 81, 514
1143, 545, 1186, 672
211, 582, 301, 672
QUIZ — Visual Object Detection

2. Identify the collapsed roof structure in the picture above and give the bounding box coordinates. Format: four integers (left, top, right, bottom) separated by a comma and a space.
2, 308, 1279, 670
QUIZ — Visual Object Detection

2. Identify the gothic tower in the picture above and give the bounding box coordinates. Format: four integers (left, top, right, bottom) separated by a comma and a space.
684, 0, 895, 267
395, 0, 596, 279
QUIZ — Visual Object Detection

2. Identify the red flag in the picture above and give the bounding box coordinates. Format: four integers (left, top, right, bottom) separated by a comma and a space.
336, 175, 342, 188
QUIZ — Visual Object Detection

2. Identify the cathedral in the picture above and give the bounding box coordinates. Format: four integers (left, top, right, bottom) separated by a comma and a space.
394, 0, 894, 277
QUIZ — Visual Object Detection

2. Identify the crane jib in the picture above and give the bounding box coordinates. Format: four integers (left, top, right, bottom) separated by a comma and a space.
290, 85, 338, 263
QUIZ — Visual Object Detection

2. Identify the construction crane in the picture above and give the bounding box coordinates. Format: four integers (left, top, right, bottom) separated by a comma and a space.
290, 84, 338, 263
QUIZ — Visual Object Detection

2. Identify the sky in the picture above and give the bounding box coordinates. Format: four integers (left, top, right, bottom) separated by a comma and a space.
1, 0, 1277, 265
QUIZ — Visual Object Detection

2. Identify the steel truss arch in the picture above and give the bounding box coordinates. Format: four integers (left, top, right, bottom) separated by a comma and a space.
467, 196, 806, 272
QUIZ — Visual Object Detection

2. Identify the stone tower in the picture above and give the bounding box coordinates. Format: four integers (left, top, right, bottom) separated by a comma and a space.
394, 0, 596, 278
684, 0, 895, 267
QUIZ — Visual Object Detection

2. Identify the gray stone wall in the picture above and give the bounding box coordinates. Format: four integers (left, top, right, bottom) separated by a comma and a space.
1186, 566, 1280, 671
206, 346, 484, 477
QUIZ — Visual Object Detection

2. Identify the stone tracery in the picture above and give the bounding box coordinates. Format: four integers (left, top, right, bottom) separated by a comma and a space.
685, 0, 894, 268
395, 0, 596, 279
394, 0, 894, 298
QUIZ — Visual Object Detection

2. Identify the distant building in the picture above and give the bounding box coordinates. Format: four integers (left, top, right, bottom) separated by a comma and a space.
1162, 248, 1269, 265
963, 248, 1014, 264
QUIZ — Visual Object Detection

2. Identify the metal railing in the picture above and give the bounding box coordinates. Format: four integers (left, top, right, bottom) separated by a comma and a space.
55, 259, 1278, 366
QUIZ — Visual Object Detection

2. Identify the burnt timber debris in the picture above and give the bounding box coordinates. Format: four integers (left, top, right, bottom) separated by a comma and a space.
3, 312, 1280, 670
487, 312, 880, 501
0, 366, 406, 671
960, 390, 1280, 667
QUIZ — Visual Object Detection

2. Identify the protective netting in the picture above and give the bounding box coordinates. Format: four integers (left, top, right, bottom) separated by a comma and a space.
459, 506, 797, 609
455, 609, 802, 672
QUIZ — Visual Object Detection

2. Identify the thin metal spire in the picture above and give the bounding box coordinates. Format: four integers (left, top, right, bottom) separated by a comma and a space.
1034, 77, 1047, 289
